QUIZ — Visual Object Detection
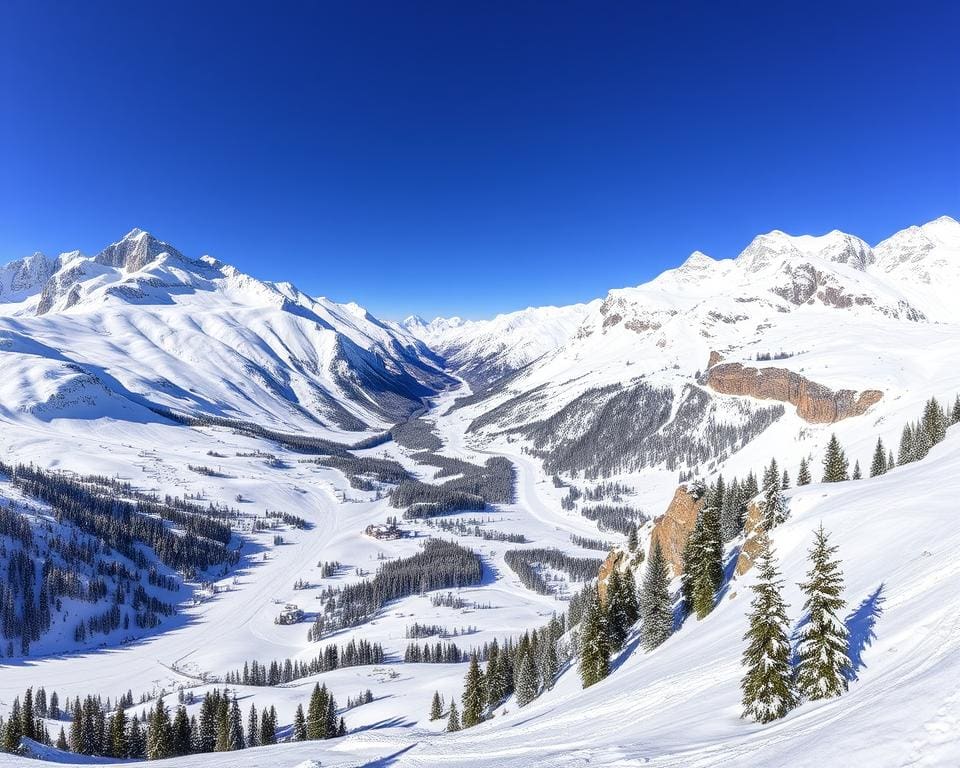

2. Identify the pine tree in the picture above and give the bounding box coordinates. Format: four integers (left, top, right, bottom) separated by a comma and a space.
627, 523, 639, 553
720, 477, 743, 542
639, 539, 673, 650
171, 706, 190, 756
247, 704, 259, 748
127, 715, 144, 759
740, 533, 796, 723
228, 696, 244, 750
922, 397, 947, 445
293, 704, 307, 740
306, 683, 325, 739
952, 394, 960, 425
446, 702, 460, 732
898, 423, 914, 465
914, 421, 933, 460
147, 696, 173, 760
484, 644, 505, 708
795, 525, 851, 701
56, 727, 68, 751
429, 691, 443, 721
214, 696, 230, 752
796, 457, 811, 486
604, 569, 629, 650
579, 586, 610, 687
781, 469, 790, 489
821, 434, 849, 482
461, 653, 486, 727
887, 449, 896, 469
691, 501, 724, 618
259, 707, 276, 745
869, 437, 887, 477
761, 462, 787, 530
514, 653, 538, 707
851, 460, 862, 480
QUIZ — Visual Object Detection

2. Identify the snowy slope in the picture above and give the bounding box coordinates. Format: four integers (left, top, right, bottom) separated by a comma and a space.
0, 215, 958, 768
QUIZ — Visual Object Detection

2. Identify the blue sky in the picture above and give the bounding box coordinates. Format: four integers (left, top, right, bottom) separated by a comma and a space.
1, 2, 957, 319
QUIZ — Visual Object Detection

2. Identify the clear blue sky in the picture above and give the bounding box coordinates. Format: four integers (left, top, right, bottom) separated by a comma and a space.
1, 2, 957, 319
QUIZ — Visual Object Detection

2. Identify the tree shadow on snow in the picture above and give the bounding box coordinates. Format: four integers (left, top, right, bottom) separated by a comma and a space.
844, 583, 885, 681
357, 744, 418, 767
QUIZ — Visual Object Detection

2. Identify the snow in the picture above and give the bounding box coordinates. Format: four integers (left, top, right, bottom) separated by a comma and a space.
0, 217, 959, 766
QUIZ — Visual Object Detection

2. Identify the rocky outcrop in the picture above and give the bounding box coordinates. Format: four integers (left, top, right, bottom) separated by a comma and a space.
733, 502, 764, 577
649, 486, 703, 577
597, 547, 644, 603
706, 362, 882, 423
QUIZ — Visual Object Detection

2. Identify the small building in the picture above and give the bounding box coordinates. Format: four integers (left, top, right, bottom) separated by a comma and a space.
275, 603, 303, 625
364, 522, 403, 540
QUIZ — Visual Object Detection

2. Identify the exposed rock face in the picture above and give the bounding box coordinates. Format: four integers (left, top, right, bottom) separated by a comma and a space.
707, 350, 723, 369
649, 486, 703, 577
597, 547, 643, 603
734, 502, 764, 577
706, 362, 882, 423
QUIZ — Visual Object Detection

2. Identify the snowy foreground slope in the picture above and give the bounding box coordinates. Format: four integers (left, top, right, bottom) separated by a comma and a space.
3, 423, 957, 767
0, 215, 958, 767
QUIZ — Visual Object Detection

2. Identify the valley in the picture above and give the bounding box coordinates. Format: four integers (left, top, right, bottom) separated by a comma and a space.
0, 216, 958, 766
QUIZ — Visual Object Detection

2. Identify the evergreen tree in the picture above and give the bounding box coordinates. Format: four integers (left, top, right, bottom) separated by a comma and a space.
914, 421, 933, 460
795, 525, 851, 701
952, 394, 960, 425
720, 477, 744, 542
484, 644, 506, 708
429, 691, 443, 721
172, 706, 190, 757
446, 702, 460, 732
461, 653, 486, 727
247, 704, 259, 748
688, 502, 724, 618
821, 434, 849, 483
5, 698, 22, 753
869, 437, 887, 477
68, 699, 82, 753
259, 708, 276, 745
639, 539, 673, 650
110, 705, 128, 759
604, 569, 629, 651
515, 653, 538, 707
214, 696, 230, 752
306, 683, 325, 739
627, 523, 639, 553
21, 688, 34, 742
781, 469, 790, 489
761, 462, 787, 530
228, 696, 244, 750
56, 727, 68, 751
887, 449, 896, 470
898, 423, 914, 465
796, 458, 811, 486
127, 715, 144, 759
851, 460, 862, 480
579, 586, 610, 687
740, 533, 796, 723
147, 696, 173, 761
293, 704, 307, 741
922, 397, 947, 445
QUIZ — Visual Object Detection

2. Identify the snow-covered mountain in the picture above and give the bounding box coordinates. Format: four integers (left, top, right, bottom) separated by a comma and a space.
447, 216, 958, 480
0, 215, 958, 768
401, 301, 600, 388
0, 229, 454, 432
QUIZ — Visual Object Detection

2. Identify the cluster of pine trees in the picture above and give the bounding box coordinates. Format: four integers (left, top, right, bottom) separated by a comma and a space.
445, 613, 566, 730
741, 527, 851, 723
307, 539, 482, 640
425, 516, 527, 543
224, 638, 385, 686
504, 549, 604, 595
404, 640, 467, 663
0, 683, 346, 759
